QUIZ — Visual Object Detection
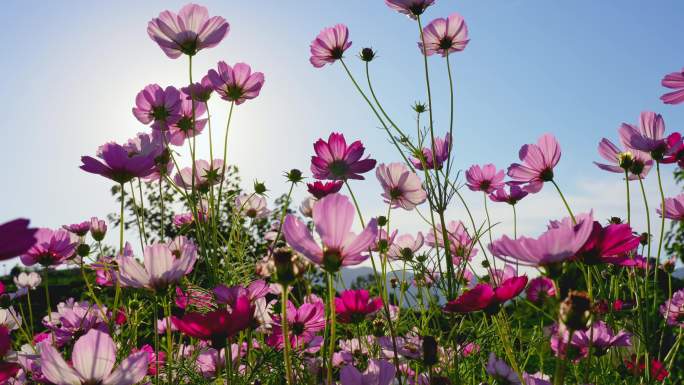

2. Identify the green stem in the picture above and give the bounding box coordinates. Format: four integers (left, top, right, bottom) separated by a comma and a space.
550, 179, 576, 224
625, 171, 631, 225
281, 286, 294, 385
216, 102, 235, 211
654, 162, 666, 299
326, 273, 337, 385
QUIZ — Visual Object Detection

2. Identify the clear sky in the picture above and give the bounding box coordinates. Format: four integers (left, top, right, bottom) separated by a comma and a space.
1, 1, 683, 272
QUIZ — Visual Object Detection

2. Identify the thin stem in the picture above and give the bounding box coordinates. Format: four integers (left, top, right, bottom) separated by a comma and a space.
281, 286, 294, 385
550, 179, 576, 224
326, 273, 337, 385
512, 204, 518, 240
625, 171, 631, 225
654, 162, 666, 297
159, 178, 165, 240
216, 102, 235, 211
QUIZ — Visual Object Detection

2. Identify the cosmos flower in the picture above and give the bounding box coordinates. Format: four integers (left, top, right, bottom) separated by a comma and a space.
660, 67, 684, 105
425, 220, 477, 263
43, 299, 108, 347
575, 222, 640, 265
507, 133, 561, 193
490, 212, 594, 267
657, 194, 684, 220
526, 277, 556, 303
385, 0, 435, 19
411, 133, 452, 170
0, 308, 21, 331
80, 141, 157, 184
387, 232, 424, 260
340, 359, 396, 385
235, 194, 270, 219
444, 284, 494, 313
335, 290, 383, 323
147, 3, 229, 59
62, 221, 90, 237
660, 289, 684, 327
619, 111, 669, 159
299, 197, 316, 218
571, 321, 631, 357
181, 74, 214, 102
13, 272, 41, 290
174, 159, 224, 193
207, 61, 265, 105
173, 295, 254, 347
40, 329, 149, 385
132, 84, 182, 131
594, 137, 653, 179
419, 13, 469, 56
166, 93, 208, 146
283, 193, 378, 272
489, 185, 528, 205
376, 162, 427, 210
486, 353, 521, 385
268, 300, 326, 350
90, 217, 107, 241
117, 238, 197, 291
309, 24, 352, 68
307, 180, 344, 199
311, 133, 377, 180
0, 219, 37, 261
20, 228, 78, 267
465, 164, 505, 193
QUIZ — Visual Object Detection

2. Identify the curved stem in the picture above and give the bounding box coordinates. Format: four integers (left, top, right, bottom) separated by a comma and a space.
281, 286, 294, 385
550, 180, 575, 224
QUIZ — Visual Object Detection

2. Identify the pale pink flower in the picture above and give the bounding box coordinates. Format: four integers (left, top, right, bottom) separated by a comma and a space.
174, 159, 224, 193
117, 238, 197, 291
507, 134, 561, 193
594, 137, 653, 179
309, 24, 352, 68
235, 194, 270, 219
376, 163, 427, 210
657, 194, 684, 220
619, 111, 668, 159
207, 61, 265, 105
661, 67, 684, 105
388, 232, 424, 260
340, 359, 396, 385
660, 289, 684, 327
465, 164, 505, 193
385, 0, 435, 19
419, 13, 469, 56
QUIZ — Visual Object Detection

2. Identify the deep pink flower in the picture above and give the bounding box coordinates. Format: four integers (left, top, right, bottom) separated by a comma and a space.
125, 132, 172, 182
657, 193, 684, 220
335, 290, 383, 324
376, 162, 427, 210
307, 180, 344, 199
62, 221, 90, 237
283, 193, 378, 272
207, 61, 265, 105
625, 355, 669, 382
660, 289, 684, 327
594, 137, 653, 179
385, 0, 435, 19
173, 295, 253, 347
660, 67, 684, 105
419, 13, 469, 56
662, 132, 684, 167
340, 359, 396, 385
526, 277, 556, 303
507, 133, 561, 193
132, 84, 182, 131
174, 159, 224, 193
411, 133, 451, 170
619, 111, 669, 159
309, 24, 352, 68
575, 222, 640, 265
147, 3, 229, 59
0, 219, 37, 261
490, 212, 594, 267
492, 276, 528, 304
466, 164, 505, 193
311, 133, 377, 180
132, 344, 166, 376
0, 326, 19, 382
268, 300, 326, 350
20, 228, 78, 267
40, 329, 149, 385
444, 284, 495, 313
489, 185, 528, 205
80, 141, 157, 184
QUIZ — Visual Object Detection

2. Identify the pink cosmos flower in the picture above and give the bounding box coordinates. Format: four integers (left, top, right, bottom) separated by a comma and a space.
307, 180, 344, 199
486, 353, 521, 384
174, 159, 224, 193
117, 238, 197, 291
376, 163, 427, 210
619, 111, 669, 159
207, 61, 265, 105
132, 84, 182, 131
182, 74, 214, 102
335, 290, 383, 324
309, 24, 352, 68
311, 132, 377, 180
90, 217, 107, 241
489, 185, 528, 205
43, 299, 109, 347
526, 277, 556, 303
662, 132, 684, 167
80, 141, 157, 184
507, 133, 561, 193
522, 372, 552, 385
0, 326, 20, 381
20, 228, 78, 267
196, 345, 245, 378
379, 333, 422, 360
385, 0, 435, 19
411, 133, 452, 170
660, 289, 684, 327
283, 193, 378, 272
426, 220, 477, 263
173, 295, 254, 347
124, 133, 173, 182
235, 194, 270, 219
466, 164, 505, 193
131, 345, 166, 376
419, 13, 469, 56
575, 222, 640, 265
268, 300, 326, 350
340, 359, 396, 385
0, 219, 37, 261
388, 232, 424, 260
490, 212, 594, 267
444, 284, 494, 313
660, 67, 684, 105
40, 329, 148, 385
165, 93, 208, 146
147, 3, 229, 59
594, 137, 653, 179
62, 221, 90, 237
657, 194, 684, 220
572, 321, 631, 357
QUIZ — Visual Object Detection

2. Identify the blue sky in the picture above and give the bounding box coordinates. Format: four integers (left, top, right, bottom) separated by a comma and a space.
1, 1, 683, 271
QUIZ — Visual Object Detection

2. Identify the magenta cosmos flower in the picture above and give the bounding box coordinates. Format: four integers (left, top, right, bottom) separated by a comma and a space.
283, 193, 378, 273
376, 163, 427, 210
147, 3, 229, 59
526, 277, 556, 303
132, 84, 182, 131
466, 164, 505, 193
661, 67, 684, 105
660, 289, 684, 327
40, 329, 149, 385
268, 300, 326, 350
309, 24, 352, 68
594, 137, 653, 179
207, 61, 265, 105
340, 359, 396, 385
311, 132, 377, 180
21, 228, 78, 267
657, 194, 684, 220
419, 13, 469, 56
174, 295, 253, 347
80, 141, 157, 184
62, 221, 90, 237
117, 238, 197, 291
490, 212, 594, 267
0, 219, 37, 261
335, 289, 383, 324
444, 284, 494, 313
619, 111, 669, 160
489, 185, 528, 205
385, 0, 435, 19
411, 133, 452, 170
575, 221, 640, 265
307, 180, 344, 199
507, 133, 561, 193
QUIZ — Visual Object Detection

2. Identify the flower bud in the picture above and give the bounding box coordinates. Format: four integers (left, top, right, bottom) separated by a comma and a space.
609, 216, 623, 224
90, 217, 107, 242
273, 248, 297, 285
390, 278, 398, 289
377, 216, 388, 227
285, 169, 303, 184
412, 102, 427, 114
639, 232, 650, 246
359, 47, 376, 62
253, 181, 267, 195
77, 243, 91, 258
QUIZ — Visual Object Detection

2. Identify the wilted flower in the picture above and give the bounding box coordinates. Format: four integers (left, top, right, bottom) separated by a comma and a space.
507, 133, 561, 193
20, 228, 78, 267
465, 164, 505, 193
208, 61, 265, 105
311, 132, 377, 180
0, 219, 37, 261
309, 24, 352, 68
419, 13, 469, 56
376, 162, 427, 210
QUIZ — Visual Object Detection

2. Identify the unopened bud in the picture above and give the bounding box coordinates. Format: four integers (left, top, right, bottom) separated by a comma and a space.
359, 47, 376, 62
